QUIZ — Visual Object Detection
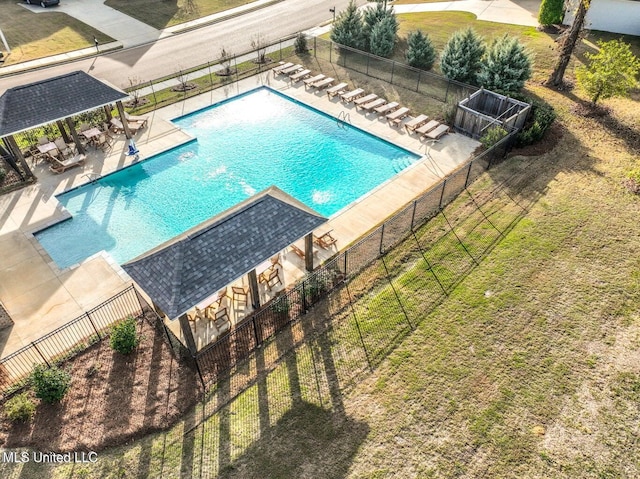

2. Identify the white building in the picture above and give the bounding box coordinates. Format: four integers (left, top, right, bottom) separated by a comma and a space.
564, 0, 640, 36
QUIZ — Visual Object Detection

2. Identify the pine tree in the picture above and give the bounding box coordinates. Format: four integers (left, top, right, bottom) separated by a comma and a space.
330, 0, 365, 50
369, 16, 397, 58
440, 28, 486, 85
405, 30, 436, 70
576, 39, 640, 105
478, 34, 533, 92
538, 0, 564, 26
363, 1, 398, 52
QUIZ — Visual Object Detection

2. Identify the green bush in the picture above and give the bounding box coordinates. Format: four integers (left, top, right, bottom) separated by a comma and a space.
538, 0, 564, 26
0, 169, 6, 185
4, 393, 36, 422
512, 95, 556, 147
406, 30, 436, 70
440, 28, 486, 85
477, 34, 533, 93
294, 33, 308, 54
480, 127, 509, 149
110, 316, 140, 354
31, 364, 71, 404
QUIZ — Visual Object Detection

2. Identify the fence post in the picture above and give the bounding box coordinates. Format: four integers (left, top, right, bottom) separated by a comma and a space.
252, 316, 262, 347
344, 250, 348, 277
366, 54, 370, 76
390, 61, 395, 84
302, 282, 308, 312
85, 311, 102, 340
314, 37, 317, 57
32, 342, 50, 368
416, 70, 421, 92
410, 200, 417, 231
464, 161, 473, 188
444, 79, 451, 103
438, 179, 447, 210
329, 42, 332, 63
149, 81, 158, 109
379, 224, 385, 255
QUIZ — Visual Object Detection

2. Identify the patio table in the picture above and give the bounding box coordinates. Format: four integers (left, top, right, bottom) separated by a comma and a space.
37, 142, 58, 154
81, 127, 102, 147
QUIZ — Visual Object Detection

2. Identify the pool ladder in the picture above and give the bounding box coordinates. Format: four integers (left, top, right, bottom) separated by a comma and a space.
337, 111, 351, 129
82, 173, 100, 184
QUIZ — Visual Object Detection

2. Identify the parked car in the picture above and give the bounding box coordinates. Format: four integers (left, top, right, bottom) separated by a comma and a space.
24, 0, 60, 7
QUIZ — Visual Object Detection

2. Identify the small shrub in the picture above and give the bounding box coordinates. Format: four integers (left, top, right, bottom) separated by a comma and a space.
294, 33, 308, 54
513, 95, 556, 147
480, 127, 509, 149
110, 316, 140, 354
406, 30, 436, 70
4, 393, 36, 422
440, 28, 486, 85
31, 364, 71, 404
0, 169, 6, 185
623, 168, 640, 195
538, 0, 564, 26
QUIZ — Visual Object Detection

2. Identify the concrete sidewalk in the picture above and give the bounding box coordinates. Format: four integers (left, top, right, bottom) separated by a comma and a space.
392, 0, 539, 27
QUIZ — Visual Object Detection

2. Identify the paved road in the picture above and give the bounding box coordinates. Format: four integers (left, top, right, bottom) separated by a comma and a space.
0, 0, 364, 93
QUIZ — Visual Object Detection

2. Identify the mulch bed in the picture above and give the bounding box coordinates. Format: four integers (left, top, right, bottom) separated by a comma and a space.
508, 122, 564, 158
0, 315, 202, 452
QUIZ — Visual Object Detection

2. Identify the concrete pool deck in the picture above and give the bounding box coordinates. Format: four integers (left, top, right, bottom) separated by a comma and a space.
0, 71, 479, 358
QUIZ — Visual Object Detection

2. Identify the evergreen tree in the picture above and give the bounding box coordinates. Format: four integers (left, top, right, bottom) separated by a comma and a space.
538, 0, 564, 26
440, 28, 486, 85
370, 16, 397, 58
330, 0, 365, 50
363, 1, 398, 52
576, 39, 640, 105
406, 30, 436, 70
478, 34, 533, 92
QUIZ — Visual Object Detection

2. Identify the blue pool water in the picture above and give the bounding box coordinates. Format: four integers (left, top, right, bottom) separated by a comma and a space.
36, 88, 420, 268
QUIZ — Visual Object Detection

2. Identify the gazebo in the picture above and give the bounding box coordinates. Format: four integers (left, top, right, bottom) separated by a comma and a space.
123, 186, 328, 354
0, 70, 131, 179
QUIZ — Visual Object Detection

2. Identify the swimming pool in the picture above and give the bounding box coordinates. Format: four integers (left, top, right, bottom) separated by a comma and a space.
36, 87, 421, 269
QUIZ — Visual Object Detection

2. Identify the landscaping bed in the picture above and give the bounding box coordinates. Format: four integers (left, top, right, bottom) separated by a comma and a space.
0, 315, 201, 452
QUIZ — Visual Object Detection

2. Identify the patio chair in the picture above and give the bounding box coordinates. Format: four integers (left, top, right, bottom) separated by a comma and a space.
290, 243, 306, 260
54, 137, 76, 158
290, 69, 312, 82
37, 136, 50, 145
270, 253, 282, 268
386, 107, 410, 126
94, 132, 114, 152
281, 64, 303, 75
303, 74, 326, 88
125, 113, 149, 128
78, 123, 91, 132
404, 114, 429, 134
232, 285, 249, 305
48, 153, 86, 174
326, 82, 348, 98
311, 77, 335, 90
187, 307, 206, 322
313, 230, 338, 249
258, 266, 282, 291
340, 88, 365, 103
374, 101, 399, 116
110, 118, 126, 134
215, 288, 228, 307
212, 307, 231, 334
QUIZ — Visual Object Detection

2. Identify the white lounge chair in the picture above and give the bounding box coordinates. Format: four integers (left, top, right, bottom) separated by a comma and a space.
272, 62, 293, 74
326, 82, 348, 98
311, 77, 335, 90
422, 124, 450, 140
386, 107, 410, 126
360, 98, 386, 112
49, 154, 86, 174
281, 64, 303, 75
290, 69, 312, 82
340, 88, 365, 103
374, 101, 399, 115
404, 114, 429, 133
354, 94, 378, 108
303, 74, 326, 87
416, 120, 440, 136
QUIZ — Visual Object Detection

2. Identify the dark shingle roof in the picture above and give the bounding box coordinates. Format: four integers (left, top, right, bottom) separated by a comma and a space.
123, 186, 327, 319
0, 71, 129, 137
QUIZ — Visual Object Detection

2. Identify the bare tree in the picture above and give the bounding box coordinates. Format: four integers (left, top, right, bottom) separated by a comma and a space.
251, 34, 269, 64
219, 47, 233, 76
546, 0, 591, 87
174, 67, 191, 91
127, 76, 144, 107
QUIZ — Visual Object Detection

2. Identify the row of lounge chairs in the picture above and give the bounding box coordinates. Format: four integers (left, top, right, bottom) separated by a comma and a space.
272, 62, 337, 91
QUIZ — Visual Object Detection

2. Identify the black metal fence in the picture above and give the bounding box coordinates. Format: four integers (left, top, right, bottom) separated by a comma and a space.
0, 285, 146, 397
195, 129, 516, 387
311, 37, 479, 105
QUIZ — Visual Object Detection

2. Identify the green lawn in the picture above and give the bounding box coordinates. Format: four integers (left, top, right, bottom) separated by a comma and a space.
104, 0, 254, 29
0, 0, 113, 65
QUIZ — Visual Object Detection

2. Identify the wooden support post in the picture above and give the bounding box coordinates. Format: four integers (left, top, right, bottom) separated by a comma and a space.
115, 101, 132, 139
248, 270, 260, 310
304, 233, 314, 272
65, 117, 85, 154
104, 105, 113, 122
56, 119, 72, 143
5, 135, 33, 179
178, 313, 198, 355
